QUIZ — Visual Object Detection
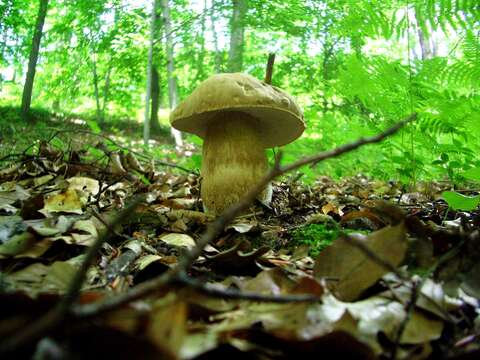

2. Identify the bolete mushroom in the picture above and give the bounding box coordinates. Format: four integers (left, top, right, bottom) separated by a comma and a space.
170, 73, 305, 215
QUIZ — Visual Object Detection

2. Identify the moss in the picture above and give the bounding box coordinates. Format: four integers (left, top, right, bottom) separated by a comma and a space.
290, 223, 340, 257
290, 222, 371, 257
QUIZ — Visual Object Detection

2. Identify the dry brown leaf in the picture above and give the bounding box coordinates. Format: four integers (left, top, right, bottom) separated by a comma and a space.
314, 222, 407, 301
147, 296, 187, 355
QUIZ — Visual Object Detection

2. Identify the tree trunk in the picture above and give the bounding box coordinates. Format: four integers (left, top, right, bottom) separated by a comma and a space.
227, 0, 247, 72
150, 65, 162, 133
101, 5, 118, 123
0, 31, 8, 90
160, 0, 182, 146
320, 20, 333, 115
210, 0, 222, 73
195, 0, 208, 81
417, 29, 432, 60
143, 0, 158, 145
101, 63, 112, 123
91, 53, 102, 124
21, 0, 49, 120
431, 33, 438, 57
414, 11, 432, 60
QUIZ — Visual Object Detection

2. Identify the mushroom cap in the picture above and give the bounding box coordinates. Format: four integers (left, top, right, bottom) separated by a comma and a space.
170, 73, 305, 148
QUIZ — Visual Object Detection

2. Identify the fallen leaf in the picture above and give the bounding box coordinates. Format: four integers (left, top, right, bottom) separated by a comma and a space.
25, 216, 74, 237
147, 297, 187, 355
314, 222, 407, 301
42, 189, 84, 215
67, 176, 100, 196
206, 240, 270, 275
160, 233, 196, 250
228, 222, 256, 233
0, 231, 36, 257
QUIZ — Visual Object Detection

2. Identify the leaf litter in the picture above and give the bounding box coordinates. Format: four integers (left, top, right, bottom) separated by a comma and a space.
0, 141, 479, 359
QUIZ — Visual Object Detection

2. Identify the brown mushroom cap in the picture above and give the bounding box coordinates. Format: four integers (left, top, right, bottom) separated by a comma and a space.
170, 73, 305, 148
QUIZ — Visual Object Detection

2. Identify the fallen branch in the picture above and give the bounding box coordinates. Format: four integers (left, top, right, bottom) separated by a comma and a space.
175, 274, 320, 303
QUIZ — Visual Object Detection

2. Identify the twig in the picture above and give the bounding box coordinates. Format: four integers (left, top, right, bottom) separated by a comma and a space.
175, 274, 320, 303
74, 113, 416, 317
390, 280, 420, 360
309, 113, 417, 168
0, 196, 144, 355
264, 53, 276, 84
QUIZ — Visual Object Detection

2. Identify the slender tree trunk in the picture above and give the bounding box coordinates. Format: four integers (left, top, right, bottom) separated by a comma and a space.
414, 11, 432, 60
21, 0, 49, 120
210, 0, 222, 73
417, 29, 432, 60
101, 62, 112, 123
91, 53, 102, 124
0, 31, 8, 90
144, 0, 158, 145
320, 20, 332, 115
160, 0, 182, 146
150, 65, 162, 133
430, 32, 438, 57
101, 5, 118, 123
195, 0, 208, 81
227, 0, 247, 72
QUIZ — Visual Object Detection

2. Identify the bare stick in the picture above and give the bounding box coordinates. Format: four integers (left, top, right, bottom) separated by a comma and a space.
0, 196, 144, 355
175, 274, 320, 303
74, 113, 416, 318
264, 53, 276, 84
309, 114, 416, 167
390, 280, 420, 360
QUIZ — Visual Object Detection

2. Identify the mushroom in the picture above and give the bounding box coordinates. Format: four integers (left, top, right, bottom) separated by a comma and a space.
170, 73, 305, 215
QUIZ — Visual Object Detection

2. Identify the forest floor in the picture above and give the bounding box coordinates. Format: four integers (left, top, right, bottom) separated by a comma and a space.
0, 113, 479, 359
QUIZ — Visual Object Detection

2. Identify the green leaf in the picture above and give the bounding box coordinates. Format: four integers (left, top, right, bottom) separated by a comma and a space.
463, 167, 480, 181
50, 137, 66, 150
86, 146, 104, 159
86, 119, 101, 134
442, 191, 480, 211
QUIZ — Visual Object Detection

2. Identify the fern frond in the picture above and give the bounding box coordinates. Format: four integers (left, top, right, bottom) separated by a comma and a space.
443, 32, 480, 90
413, 0, 479, 34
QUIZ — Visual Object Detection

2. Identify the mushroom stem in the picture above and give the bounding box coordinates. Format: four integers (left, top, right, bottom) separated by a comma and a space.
201, 111, 271, 214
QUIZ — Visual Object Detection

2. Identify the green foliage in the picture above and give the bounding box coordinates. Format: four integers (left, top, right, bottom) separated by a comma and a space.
463, 167, 480, 182
442, 191, 480, 211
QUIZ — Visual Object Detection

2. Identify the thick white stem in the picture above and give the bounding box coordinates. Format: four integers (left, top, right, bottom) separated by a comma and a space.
201, 112, 271, 214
